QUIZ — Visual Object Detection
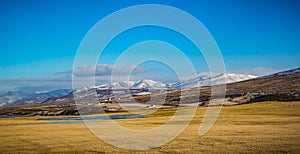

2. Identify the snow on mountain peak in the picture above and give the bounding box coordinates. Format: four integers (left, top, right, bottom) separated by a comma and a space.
75, 79, 166, 91
74, 73, 258, 92
132, 79, 166, 89
172, 73, 258, 88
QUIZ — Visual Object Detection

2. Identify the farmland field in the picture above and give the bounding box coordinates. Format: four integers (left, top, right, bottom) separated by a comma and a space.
0, 101, 300, 153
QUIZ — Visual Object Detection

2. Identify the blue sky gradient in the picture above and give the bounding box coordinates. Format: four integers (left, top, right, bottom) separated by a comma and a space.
0, 0, 299, 91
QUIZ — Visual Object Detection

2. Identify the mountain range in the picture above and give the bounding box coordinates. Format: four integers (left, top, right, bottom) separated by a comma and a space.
169, 73, 257, 88
2, 68, 300, 108
77, 79, 167, 92
0, 89, 72, 107
76, 73, 257, 92
0, 68, 299, 116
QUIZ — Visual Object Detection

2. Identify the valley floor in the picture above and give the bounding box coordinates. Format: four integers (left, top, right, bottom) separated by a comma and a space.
0, 101, 300, 153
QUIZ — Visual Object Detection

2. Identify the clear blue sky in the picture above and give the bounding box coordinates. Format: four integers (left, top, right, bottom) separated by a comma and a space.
0, 0, 300, 91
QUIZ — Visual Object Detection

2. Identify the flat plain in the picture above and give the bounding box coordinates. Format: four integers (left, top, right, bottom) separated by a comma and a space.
0, 101, 300, 153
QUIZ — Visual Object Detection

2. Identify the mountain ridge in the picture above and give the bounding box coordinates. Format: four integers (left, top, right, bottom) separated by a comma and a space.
2, 68, 300, 108
0, 68, 299, 116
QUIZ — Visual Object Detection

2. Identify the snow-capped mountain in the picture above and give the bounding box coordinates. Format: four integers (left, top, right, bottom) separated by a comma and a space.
0, 89, 72, 108
132, 79, 166, 89
35, 89, 72, 97
0, 91, 29, 107
0, 73, 258, 107
111, 81, 136, 89
76, 79, 166, 92
171, 73, 258, 88
75, 73, 257, 92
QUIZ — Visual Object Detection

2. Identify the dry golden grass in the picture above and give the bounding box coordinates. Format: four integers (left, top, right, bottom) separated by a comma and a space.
0, 101, 300, 153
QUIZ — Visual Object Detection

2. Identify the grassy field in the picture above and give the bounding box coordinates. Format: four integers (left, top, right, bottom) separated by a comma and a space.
0, 101, 300, 153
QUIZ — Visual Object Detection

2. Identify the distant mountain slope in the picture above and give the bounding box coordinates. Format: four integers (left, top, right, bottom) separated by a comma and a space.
171, 73, 257, 88
0, 91, 29, 107
225, 68, 300, 95
260, 68, 300, 78
0, 89, 72, 108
